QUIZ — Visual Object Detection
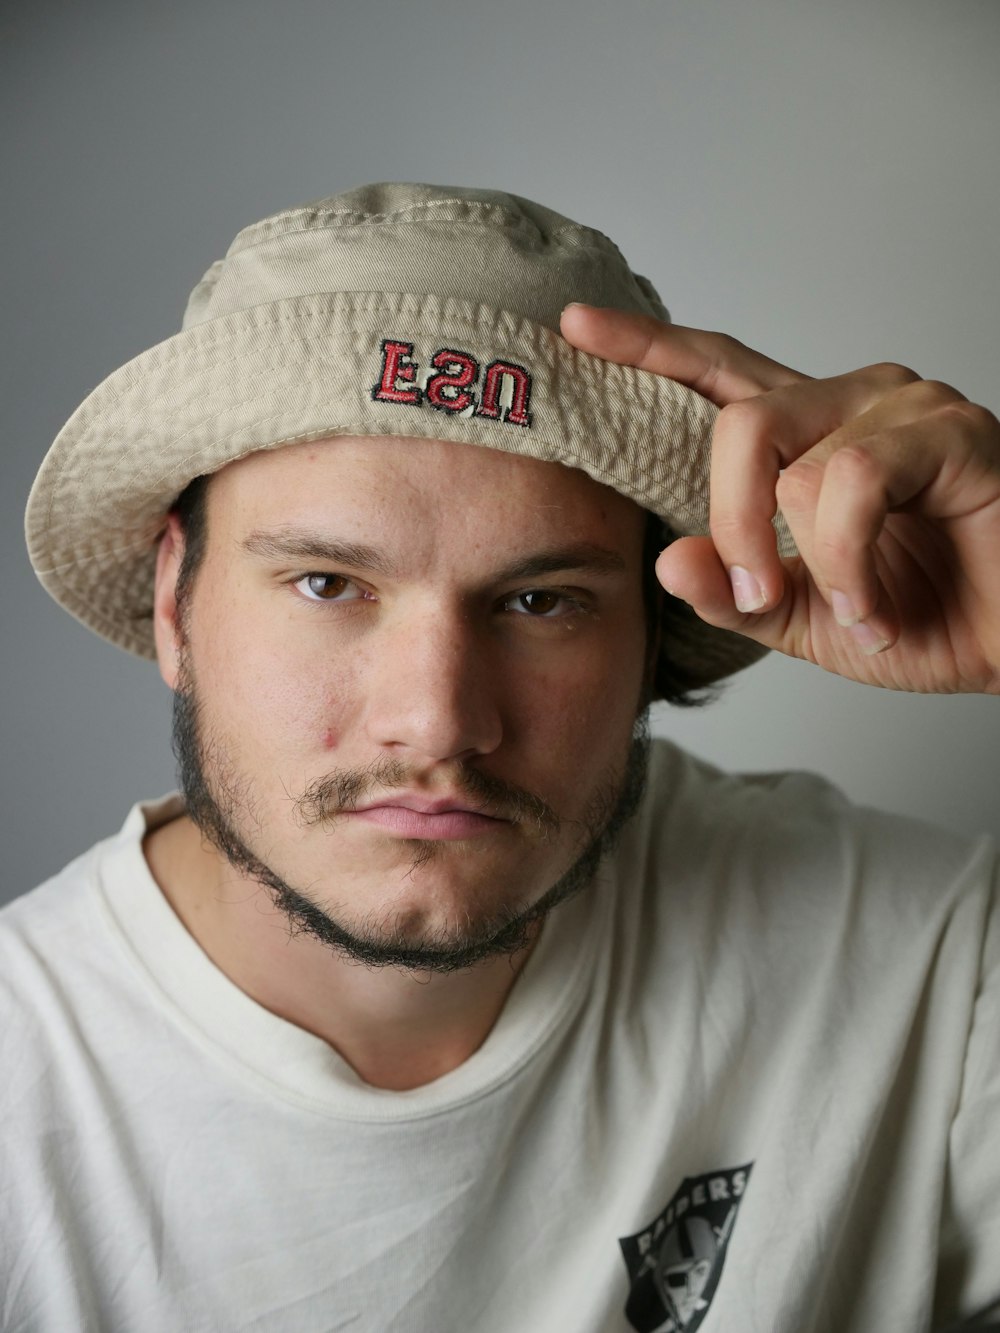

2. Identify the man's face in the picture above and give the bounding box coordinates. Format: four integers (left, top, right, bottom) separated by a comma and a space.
159, 436, 652, 972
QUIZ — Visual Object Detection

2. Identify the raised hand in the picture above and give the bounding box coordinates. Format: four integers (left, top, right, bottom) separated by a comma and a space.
561, 304, 1000, 695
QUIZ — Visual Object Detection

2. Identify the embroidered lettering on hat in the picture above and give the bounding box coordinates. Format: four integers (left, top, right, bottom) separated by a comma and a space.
372, 337, 533, 427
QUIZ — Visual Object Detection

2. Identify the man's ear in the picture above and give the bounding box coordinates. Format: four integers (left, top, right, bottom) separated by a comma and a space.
152, 512, 186, 690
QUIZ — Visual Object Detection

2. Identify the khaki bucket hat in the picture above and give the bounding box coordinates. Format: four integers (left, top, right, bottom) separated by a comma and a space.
25, 181, 769, 689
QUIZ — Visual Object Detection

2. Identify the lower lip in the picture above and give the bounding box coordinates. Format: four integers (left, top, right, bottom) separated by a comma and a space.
349, 807, 506, 840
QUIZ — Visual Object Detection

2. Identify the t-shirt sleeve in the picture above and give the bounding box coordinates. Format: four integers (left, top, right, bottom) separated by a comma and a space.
934, 844, 1000, 1327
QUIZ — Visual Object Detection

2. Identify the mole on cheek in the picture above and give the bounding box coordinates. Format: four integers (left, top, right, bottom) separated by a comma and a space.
321, 729, 337, 750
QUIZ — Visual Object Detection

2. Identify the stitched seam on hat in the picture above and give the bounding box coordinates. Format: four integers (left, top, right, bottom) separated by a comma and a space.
41, 365, 707, 566
45, 416, 705, 556
44, 397, 704, 569
234, 197, 619, 238
59, 297, 539, 424
256, 200, 533, 227
40, 299, 515, 531
232, 200, 628, 263
42, 298, 553, 504
232, 200, 544, 251
53, 294, 667, 429
43, 301, 702, 527
239, 216, 622, 254
53, 368, 702, 536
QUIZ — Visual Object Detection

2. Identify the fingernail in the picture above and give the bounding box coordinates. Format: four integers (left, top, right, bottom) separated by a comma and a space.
848, 621, 890, 656
729, 566, 766, 613
831, 590, 860, 627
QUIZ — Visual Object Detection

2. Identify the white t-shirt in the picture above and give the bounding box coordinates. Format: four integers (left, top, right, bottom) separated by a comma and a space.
2, 741, 998, 1333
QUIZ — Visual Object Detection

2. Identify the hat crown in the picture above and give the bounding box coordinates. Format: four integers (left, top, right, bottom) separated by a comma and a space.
182, 181, 669, 333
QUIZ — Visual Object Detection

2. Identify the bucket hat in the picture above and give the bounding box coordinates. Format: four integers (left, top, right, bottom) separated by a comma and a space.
25, 181, 771, 689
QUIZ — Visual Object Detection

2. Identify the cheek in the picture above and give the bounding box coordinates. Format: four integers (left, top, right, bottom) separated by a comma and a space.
241, 667, 356, 763
510, 652, 643, 777
534, 625, 645, 722
193, 610, 356, 764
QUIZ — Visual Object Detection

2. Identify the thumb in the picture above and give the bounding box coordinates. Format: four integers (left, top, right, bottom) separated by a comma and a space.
657, 536, 784, 648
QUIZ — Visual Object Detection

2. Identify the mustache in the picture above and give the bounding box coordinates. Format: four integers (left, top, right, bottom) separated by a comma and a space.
294, 756, 559, 840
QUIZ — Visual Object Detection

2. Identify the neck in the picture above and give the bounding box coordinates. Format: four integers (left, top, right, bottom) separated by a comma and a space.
143, 813, 539, 1091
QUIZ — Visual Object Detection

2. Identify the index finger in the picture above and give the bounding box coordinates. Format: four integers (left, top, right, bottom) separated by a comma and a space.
559, 304, 810, 406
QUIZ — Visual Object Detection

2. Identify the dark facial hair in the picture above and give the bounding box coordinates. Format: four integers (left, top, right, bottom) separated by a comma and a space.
171, 660, 650, 974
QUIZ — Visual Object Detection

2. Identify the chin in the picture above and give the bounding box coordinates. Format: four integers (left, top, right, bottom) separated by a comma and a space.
332, 847, 546, 932
259, 829, 574, 968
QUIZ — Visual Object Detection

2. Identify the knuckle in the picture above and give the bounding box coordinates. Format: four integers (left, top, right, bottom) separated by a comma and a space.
826, 443, 884, 485
813, 528, 855, 566
940, 398, 1000, 438
902, 378, 964, 410
694, 333, 751, 400
921, 378, 963, 402
635, 322, 658, 363
714, 396, 776, 444
867, 361, 921, 388
775, 456, 824, 509
707, 331, 748, 357
708, 510, 751, 547
715, 397, 762, 429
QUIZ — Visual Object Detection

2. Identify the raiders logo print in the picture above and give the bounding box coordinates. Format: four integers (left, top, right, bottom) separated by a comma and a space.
371, 338, 533, 427
618, 1162, 752, 1332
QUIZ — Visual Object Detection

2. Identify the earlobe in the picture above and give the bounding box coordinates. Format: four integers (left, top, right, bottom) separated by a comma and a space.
152, 514, 185, 689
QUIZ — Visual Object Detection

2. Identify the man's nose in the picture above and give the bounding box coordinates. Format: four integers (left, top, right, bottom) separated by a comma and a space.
362, 605, 503, 764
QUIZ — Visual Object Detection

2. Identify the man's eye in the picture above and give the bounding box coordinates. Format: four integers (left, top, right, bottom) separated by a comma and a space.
507, 589, 578, 617
293, 574, 369, 603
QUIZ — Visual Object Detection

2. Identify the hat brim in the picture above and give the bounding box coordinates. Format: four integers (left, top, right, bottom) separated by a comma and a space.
26, 290, 768, 685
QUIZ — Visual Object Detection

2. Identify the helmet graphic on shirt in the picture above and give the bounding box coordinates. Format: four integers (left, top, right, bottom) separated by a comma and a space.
653, 1216, 717, 1327
619, 1162, 752, 1333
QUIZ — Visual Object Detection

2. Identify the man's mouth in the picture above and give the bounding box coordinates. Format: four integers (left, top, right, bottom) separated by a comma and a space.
348, 794, 509, 840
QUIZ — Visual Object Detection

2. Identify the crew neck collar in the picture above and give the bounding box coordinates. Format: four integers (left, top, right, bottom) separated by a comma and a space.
95, 795, 610, 1122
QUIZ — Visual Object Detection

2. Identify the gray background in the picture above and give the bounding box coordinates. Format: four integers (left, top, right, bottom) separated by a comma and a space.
3, 0, 998, 904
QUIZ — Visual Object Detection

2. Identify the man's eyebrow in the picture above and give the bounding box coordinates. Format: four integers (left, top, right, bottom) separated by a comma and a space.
491, 544, 628, 583
241, 530, 399, 576
241, 529, 628, 582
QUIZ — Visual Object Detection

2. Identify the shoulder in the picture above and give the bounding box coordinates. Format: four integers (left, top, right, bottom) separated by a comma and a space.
0, 830, 118, 1035
0, 793, 183, 939
0, 840, 112, 1132
628, 738, 997, 927
640, 736, 991, 863
0, 795, 182, 1053
0, 841, 106, 969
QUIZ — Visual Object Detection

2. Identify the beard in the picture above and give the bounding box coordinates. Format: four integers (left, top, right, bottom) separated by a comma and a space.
171, 656, 651, 975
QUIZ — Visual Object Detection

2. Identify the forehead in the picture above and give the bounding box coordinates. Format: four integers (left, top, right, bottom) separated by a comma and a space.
205, 436, 646, 551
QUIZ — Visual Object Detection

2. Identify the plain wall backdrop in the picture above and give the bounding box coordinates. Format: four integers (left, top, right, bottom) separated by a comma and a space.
3, 0, 998, 904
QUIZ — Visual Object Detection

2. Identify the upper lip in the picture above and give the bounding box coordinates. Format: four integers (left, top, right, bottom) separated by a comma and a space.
353, 794, 500, 818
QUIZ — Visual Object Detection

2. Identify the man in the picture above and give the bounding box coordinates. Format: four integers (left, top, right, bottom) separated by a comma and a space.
4, 182, 999, 1332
